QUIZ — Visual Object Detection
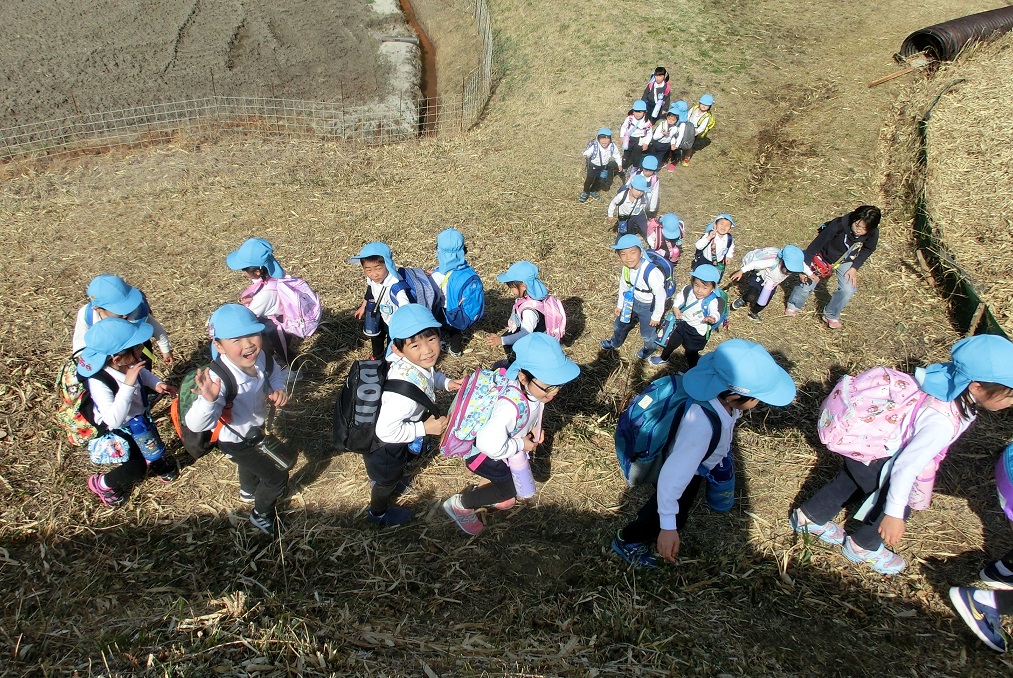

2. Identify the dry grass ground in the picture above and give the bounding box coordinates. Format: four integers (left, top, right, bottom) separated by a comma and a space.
1, 0, 1012, 675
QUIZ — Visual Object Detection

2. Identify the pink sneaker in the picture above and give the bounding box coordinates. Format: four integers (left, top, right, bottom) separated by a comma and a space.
666, 163, 675, 172
491, 498, 516, 511
87, 473, 125, 507
823, 316, 842, 329
784, 307, 799, 317
443, 494, 484, 535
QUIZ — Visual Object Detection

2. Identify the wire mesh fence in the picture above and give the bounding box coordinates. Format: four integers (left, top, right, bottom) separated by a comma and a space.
0, 0, 494, 161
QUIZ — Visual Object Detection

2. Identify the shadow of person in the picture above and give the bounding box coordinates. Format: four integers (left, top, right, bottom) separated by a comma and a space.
560, 296, 585, 347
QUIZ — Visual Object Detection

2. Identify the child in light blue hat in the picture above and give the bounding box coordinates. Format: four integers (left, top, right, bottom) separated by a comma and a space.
607, 174, 649, 237
350, 242, 411, 359
619, 99, 653, 173
486, 260, 560, 357
444, 333, 579, 535
581, 128, 622, 202
613, 339, 796, 568
78, 318, 180, 508
601, 234, 668, 361
793, 334, 1013, 576
692, 214, 736, 280
728, 245, 811, 323
367, 304, 462, 527
431, 228, 484, 357
624, 155, 660, 217
227, 237, 295, 364
651, 264, 722, 368
187, 304, 290, 537
72, 274, 174, 366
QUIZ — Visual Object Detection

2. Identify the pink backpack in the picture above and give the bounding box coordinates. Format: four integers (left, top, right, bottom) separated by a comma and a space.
440, 368, 530, 459
243, 276, 322, 338
509, 297, 567, 340
817, 367, 961, 510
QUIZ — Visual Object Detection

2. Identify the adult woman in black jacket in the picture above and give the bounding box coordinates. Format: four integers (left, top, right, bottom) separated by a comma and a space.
784, 205, 881, 329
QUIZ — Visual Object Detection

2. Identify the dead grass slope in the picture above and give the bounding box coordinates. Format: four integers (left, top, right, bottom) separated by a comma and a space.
0, 0, 1011, 675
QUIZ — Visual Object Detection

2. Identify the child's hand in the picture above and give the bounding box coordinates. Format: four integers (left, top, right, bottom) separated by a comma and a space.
123, 361, 145, 386
193, 367, 222, 402
649, 319, 660, 327
155, 382, 179, 397
657, 529, 680, 563
447, 378, 463, 392
641, 143, 649, 151
353, 302, 367, 320
240, 295, 252, 304
844, 267, 858, 287
268, 389, 289, 408
607, 216, 617, 225
485, 334, 503, 348
614, 308, 622, 317
161, 350, 174, 365
707, 231, 716, 241
799, 274, 811, 285
423, 415, 448, 436
674, 310, 683, 320
522, 431, 539, 452
729, 270, 744, 282
704, 315, 718, 324
878, 515, 905, 547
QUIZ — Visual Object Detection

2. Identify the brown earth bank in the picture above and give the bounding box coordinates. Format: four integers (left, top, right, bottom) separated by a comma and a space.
0, 0, 397, 127
1, 0, 1012, 675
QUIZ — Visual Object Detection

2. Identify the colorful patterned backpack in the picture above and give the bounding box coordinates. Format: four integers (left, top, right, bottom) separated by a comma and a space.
440, 368, 529, 459
817, 367, 961, 510
55, 353, 117, 446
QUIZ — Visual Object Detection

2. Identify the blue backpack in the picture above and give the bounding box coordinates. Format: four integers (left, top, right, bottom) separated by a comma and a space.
615, 374, 722, 487
625, 252, 676, 300
440, 265, 485, 330
392, 267, 444, 313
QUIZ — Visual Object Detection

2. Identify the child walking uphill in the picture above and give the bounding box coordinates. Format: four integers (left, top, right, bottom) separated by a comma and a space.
350, 243, 411, 359
444, 333, 580, 535
227, 237, 295, 366
643, 66, 671, 122
791, 335, 1013, 575
607, 175, 649, 238
367, 304, 461, 526
624, 155, 661, 218
651, 264, 722, 368
612, 339, 796, 568
600, 234, 668, 361
186, 305, 290, 537
431, 228, 484, 357
79, 318, 180, 507
619, 100, 653, 174
72, 274, 174, 366
647, 103, 690, 170
486, 261, 560, 356
728, 245, 810, 323
785, 204, 880, 329
692, 214, 736, 280
682, 94, 716, 165
580, 128, 622, 203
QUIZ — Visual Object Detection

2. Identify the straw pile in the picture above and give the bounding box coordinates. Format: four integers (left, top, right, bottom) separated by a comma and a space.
922, 34, 1013, 333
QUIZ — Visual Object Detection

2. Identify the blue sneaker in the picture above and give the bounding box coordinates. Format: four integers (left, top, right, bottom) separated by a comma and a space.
980, 561, 1013, 591
366, 504, 414, 527
636, 348, 654, 360
949, 587, 1009, 652
610, 533, 658, 569
579, 192, 589, 203
841, 537, 906, 574
600, 339, 617, 351
648, 355, 666, 367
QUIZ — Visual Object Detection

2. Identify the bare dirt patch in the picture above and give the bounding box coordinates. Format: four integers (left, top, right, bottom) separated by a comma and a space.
0, 1, 399, 126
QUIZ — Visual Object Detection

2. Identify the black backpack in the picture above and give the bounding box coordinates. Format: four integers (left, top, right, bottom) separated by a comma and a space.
332, 359, 440, 453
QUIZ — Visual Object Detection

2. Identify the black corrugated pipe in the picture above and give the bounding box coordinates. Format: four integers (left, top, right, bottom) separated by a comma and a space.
900, 5, 1013, 61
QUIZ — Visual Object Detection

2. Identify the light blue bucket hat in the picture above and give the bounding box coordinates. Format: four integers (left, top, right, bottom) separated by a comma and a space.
497, 261, 548, 301
683, 339, 796, 406
388, 304, 442, 340
630, 175, 649, 192
779, 245, 805, 273
660, 213, 684, 240
436, 228, 467, 274
640, 156, 659, 171
691, 264, 721, 283
507, 333, 580, 386
77, 317, 154, 377
226, 238, 285, 278
916, 335, 1013, 401
632, 100, 648, 112
86, 275, 143, 317
209, 304, 266, 340
349, 242, 400, 281
611, 234, 644, 252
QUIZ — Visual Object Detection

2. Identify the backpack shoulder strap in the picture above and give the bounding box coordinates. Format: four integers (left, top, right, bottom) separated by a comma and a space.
88, 368, 120, 396
209, 358, 241, 404
665, 399, 723, 465
384, 379, 441, 419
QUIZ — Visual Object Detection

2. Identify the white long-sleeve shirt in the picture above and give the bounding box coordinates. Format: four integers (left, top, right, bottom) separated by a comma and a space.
247, 282, 281, 318
474, 385, 543, 460
617, 260, 667, 322
608, 188, 645, 219
367, 273, 411, 325
694, 232, 735, 264
73, 304, 171, 356
503, 306, 541, 346
88, 366, 164, 429
651, 119, 690, 149
619, 114, 653, 148
626, 169, 660, 214
374, 356, 449, 444
657, 400, 738, 529
739, 249, 814, 286
184, 351, 286, 443
880, 404, 972, 518
671, 286, 721, 336
583, 140, 623, 169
